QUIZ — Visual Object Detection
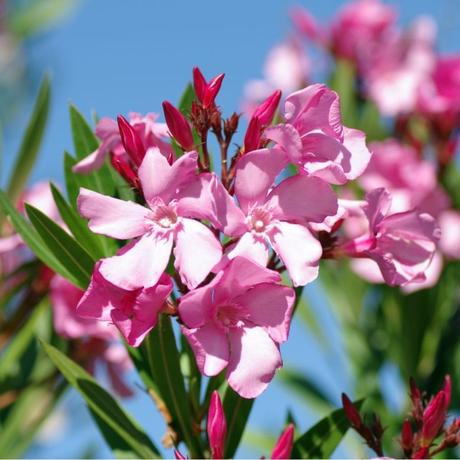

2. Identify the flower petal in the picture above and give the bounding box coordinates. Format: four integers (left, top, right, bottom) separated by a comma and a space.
268, 221, 322, 286
99, 232, 173, 289
78, 188, 149, 239
226, 232, 270, 267
174, 218, 222, 289
182, 323, 229, 376
226, 326, 282, 398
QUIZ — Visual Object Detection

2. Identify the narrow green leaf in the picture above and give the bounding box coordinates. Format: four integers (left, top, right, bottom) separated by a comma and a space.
6, 75, 51, 203
178, 83, 196, 113
0, 190, 74, 283
25, 204, 94, 289
144, 315, 203, 458
328, 59, 356, 127
50, 182, 104, 260
223, 387, 254, 458
41, 341, 160, 459
292, 399, 363, 459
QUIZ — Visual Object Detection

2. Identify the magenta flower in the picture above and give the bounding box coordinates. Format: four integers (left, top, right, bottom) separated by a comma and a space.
266, 84, 371, 184
78, 148, 223, 289
179, 256, 295, 399
76, 261, 173, 347
207, 391, 227, 459
207, 148, 338, 286
73, 112, 173, 174
342, 188, 440, 286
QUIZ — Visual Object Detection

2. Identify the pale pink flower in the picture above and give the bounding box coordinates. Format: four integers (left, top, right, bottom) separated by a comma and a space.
73, 112, 173, 174
206, 148, 338, 286
342, 188, 440, 286
49, 274, 133, 396
76, 261, 173, 347
78, 148, 222, 289
266, 84, 372, 185
179, 257, 295, 398
438, 210, 460, 260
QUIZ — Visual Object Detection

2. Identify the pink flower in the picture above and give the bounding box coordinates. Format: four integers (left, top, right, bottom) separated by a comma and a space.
78, 148, 222, 289
76, 261, 173, 347
207, 391, 227, 459
73, 112, 173, 174
193, 67, 225, 108
49, 274, 133, 396
342, 188, 440, 286
179, 256, 295, 398
438, 210, 460, 259
208, 148, 338, 286
266, 84, 371, 184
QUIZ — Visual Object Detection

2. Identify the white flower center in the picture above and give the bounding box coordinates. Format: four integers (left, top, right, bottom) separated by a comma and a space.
150, 203, 178, 229
248, 206, 273, 233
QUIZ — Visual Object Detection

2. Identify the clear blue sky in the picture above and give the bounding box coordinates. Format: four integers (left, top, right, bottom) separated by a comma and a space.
2, 0, 459, 457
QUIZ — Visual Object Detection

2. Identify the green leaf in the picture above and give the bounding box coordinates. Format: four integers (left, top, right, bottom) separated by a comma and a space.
144, 315, 203, 458
25, 203, 94, 289
223, 386, 254, 458
0, 190, 74, 283
178, 83, 196, 113
9, 0, 76, 39
6, 76, 51, 203
292, 400, 363, 459
50, 182, 104, 260
328, 59, 356, 127
279, 368, 334, 413
41, 341, 160, 459
69, 105, 114, 197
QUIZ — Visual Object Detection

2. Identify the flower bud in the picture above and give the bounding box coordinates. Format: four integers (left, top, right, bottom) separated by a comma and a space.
341, 393, 362, 428
271, 424, 294, 459
207, 391, 227, 459
400, 420, 413, 454
243, 116, 262, 153
422, 390, 447, 446
162, 101, 194, 150
412, 447, 429, 459
110, 154, 140, 189
174, 449, 187, 459
193, 66, 207, 102
117, 115, 145, 167
203, 73, 225, 108
252, 90, 282, 126
442, 375, 452, 410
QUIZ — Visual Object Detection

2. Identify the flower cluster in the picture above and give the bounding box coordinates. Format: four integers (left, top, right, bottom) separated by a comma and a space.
66, 67, 440, 398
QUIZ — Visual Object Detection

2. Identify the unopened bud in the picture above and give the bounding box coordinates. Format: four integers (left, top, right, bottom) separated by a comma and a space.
400, 420, 413, 454
162, 101, 194, 151
243, 116, 262, 153
193, 66, 207, 102
203, 73, 225, 108
412, 446, 429, 459
271, 424, 294, 459
252, 90, 282, 126
117, 115, 145, 167
422, 391, 447, 446
110, 154, 140, 189
341, 393, 362, 428
207, 391, 227, 459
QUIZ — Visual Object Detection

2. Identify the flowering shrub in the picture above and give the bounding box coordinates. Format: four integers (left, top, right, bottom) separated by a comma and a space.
1, 0, 460, 458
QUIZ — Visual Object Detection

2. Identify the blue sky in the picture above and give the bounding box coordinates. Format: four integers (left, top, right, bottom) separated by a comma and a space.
2, 0, 460, 457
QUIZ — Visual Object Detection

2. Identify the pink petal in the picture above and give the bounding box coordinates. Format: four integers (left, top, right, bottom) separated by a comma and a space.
438, 210, 460, 259
182, 323, 229, 376
99, 232, 173, 289
234, 148, 287, 213
265, 124, 303, 164
0, 234, 23, 253
78, 188, 149, 239
177, 173, 246, 236
266, 175, 338, 223
173, 218, 222, 289
268, 221, 322, 286
178, 280, 217, 329
226, 232, 270, 267
138, 148, 198, 204
364, 188, 392, 230
402, 251, 443, 294
226, 326, 282, 398
235, 284, 294, 343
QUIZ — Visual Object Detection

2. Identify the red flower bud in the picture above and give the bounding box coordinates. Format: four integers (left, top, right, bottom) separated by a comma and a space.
162, 101, 194, 151
400, 420, 413, 453
271, 424, 294, 459
412, 446, 430, 459
341, 393, 362, 428
443, 375, 452, 410
203, 73, 225, 108
243, 116, 262, 153
252, 90, 282, 126
117, 115, 145, 167
110, 154, 140, 189
207, 391, 227, 459
193, 66, 207, 102
422, 391, 447, 446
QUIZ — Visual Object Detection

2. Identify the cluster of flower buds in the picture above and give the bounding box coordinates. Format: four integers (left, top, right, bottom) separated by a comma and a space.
342, 376, 460, 459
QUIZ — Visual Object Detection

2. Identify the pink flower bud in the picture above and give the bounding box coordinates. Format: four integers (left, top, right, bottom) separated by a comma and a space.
271, 424, 294, 459
207, 391, 227, 459
342, 393, 362, 428
174, 449, 187, 459
412, 447, 430, 459
400, 420, 413, 453
193, 66, 207, 102
110, 154, 139, 189
252, 90, 282, 126
162, 101, 194, 151
117, 115, 145, 167
243, 116, 262, 153
443, 375, 452, 410
203, 73, 225, 108
422, 391, 447, 446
